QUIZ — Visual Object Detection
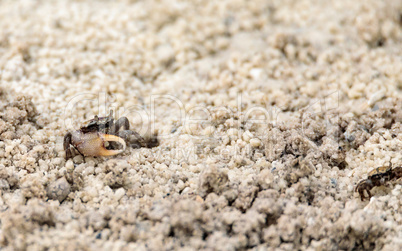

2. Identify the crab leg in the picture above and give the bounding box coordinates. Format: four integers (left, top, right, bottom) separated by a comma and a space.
63, 132, 73, 159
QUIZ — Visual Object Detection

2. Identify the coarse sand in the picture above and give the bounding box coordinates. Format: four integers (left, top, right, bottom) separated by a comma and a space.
0, 0, 401, 250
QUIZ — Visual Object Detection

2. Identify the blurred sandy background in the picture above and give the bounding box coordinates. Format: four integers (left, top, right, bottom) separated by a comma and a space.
0, 0, 401, 250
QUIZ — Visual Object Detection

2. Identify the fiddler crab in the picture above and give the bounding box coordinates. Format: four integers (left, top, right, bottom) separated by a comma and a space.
64, 110, 157, 159
355, 163, 402, 201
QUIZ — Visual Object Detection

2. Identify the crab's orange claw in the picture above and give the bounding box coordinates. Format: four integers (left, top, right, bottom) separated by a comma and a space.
98, 134, 126, 156
75, 132, 126, 157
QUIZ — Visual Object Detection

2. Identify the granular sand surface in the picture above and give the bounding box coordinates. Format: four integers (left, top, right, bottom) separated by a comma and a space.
0, 0, 402, 250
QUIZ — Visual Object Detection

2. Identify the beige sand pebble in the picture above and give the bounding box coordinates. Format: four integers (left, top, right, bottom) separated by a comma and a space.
46, 177, 71, 202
